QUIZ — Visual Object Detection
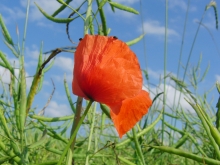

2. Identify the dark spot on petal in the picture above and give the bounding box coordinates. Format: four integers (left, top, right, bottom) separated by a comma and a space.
113, 36, 118, 39
79, 38, 82, 41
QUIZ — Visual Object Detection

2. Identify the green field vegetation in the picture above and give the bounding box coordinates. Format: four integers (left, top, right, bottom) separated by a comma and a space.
0, 0, 220, 164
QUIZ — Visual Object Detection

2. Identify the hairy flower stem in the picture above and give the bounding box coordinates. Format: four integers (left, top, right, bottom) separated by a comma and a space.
70, 97, 83, 163
58, 100, 93, 165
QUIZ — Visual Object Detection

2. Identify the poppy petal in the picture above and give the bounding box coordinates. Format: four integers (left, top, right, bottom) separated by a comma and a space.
73, 34, 142, 104
72, 77, 88, 99
109, 90, 152, 138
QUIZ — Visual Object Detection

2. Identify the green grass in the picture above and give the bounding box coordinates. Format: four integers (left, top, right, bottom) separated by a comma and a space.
0, 0, 220, 164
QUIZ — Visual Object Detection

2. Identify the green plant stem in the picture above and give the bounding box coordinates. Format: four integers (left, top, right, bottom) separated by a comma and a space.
171, 0, 190, 144
162, 0, 168, 146
175, 10, 206, 128
84, 0, 92, 34
85, 102, 96, 165
96, 0, 107, 36
58, 100, 93, 165
132, 128, 145, 165
70, 97, 83, 160
21, 0, 30, 57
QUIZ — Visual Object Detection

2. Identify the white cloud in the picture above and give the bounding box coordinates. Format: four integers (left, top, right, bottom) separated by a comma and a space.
0, 66, 33, 90
44, 100, 72, 117
0, 53, 19, 84
0, 5, 25, 23
216, 75, 220, 82
20, 0, 61, 21
147, 69, 163, 80
0, 67, 11, 84
26, 73, 33, 89
51, 73, 72, 84
36, 22, 54, 28
25, 45, 40, 59
169, 0, 196, 12
54, 57, 73, 72
146, 83, 194, 113
142, 20, 178, 37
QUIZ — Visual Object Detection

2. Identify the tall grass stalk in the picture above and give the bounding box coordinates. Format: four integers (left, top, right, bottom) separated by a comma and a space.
162, 0, 168, 146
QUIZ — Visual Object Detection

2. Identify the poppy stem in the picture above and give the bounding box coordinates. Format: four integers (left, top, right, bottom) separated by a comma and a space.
58, 100, 93, 165
70, 97, 83, 154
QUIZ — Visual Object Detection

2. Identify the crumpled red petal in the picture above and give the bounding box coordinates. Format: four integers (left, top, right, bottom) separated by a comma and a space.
72, 34, 152, 138
109, 90, 152, 138
73, 34, 142, 104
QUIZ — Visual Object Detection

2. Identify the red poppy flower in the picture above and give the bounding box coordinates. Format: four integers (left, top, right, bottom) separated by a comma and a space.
72, 34, 152, 138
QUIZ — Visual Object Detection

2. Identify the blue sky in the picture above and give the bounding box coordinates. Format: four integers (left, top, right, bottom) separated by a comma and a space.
0, 0, 220, 117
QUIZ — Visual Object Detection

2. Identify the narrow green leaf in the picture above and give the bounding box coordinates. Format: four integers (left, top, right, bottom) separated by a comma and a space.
0, 108, 11, 138
100, 103, 111, 119
96, 0, 108, 36
3, 40, 19, 58
43, 58, 55, 73
0, 14, 14, 45
205, 1, 218, 29
52, 0, 72, 17
172, 134, 188, 148
200, 62, 210, 82
64, 75, 76, 113
29, 114, 75, 122
28, 130, 48, 149
19, 65, 27, 132
216, 81, 220, 94
0, 141, 21, 163
151, 145, 220, 165
108, 1, 139, 15
195, 53, 202, 72
0, 156, 12, 164
108, 0, 115, 12
100, 111, 106, 133
35, 3, 74, 23
31, 160, 59, 165
118, 156, 136, 165
0, 51, 15, 76
132, 128, 146, 165
126, 33, 145, 46
65, 149, 72, 165
58, 101, 93, 165
186, 100, 220, 159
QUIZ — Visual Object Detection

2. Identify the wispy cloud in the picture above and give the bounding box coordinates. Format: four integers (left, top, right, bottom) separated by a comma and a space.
0, 67, 11, 84
147, 69, 164, 80
0, 5, 25, 23
54, 57, 73, 72
20, 0, 61, 21
25, 45, 40, 60
169, 0, 197, 12
142, 20, 179, 37
44, 100, 72, 117
216, 75, 220, 82
0, 66, 33, 90
0, 52, 19, 84
144, 83, 193, 113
